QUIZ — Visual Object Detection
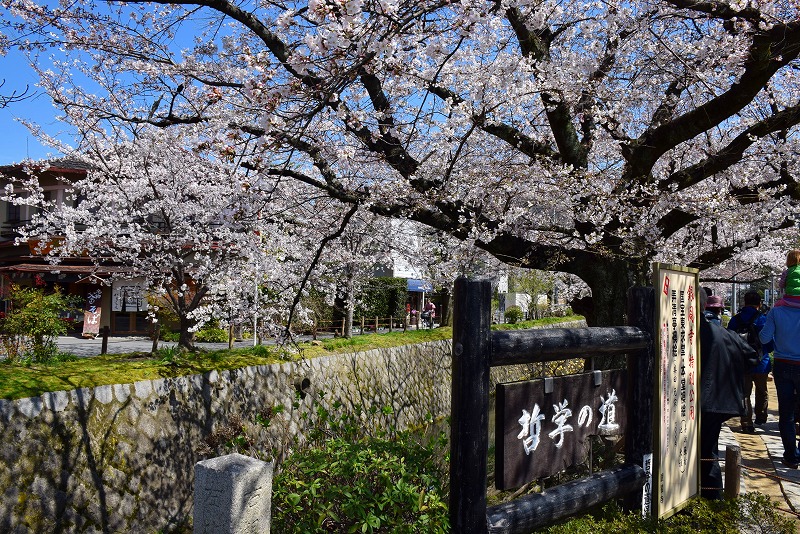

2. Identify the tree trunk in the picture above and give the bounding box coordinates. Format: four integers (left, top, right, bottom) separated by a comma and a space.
178, 315, 195, 351
571, 256, 650, 327
332, 291, 346, 337
570, 255, 650, 370
344, 270, 354, 338
440, 286, 454, 327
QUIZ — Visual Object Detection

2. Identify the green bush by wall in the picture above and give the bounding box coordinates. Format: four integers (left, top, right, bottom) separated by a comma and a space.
355, 277, 408, 319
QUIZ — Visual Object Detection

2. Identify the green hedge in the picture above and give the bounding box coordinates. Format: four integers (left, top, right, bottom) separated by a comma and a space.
355, 277, 408, 319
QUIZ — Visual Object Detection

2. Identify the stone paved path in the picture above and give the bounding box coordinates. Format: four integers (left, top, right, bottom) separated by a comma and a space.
56, 334, 259, 357
726, 375, 800, 530
54, 330, 348, 358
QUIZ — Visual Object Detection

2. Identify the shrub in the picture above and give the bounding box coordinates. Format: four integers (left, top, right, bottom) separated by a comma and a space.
1, 285, 81, 363
543, 493, 795, 533
194, 326, 228, 343
155, 345, 183, 364
272, 432, 449, 533
504, 305, 524, 324
355, 277, 408, 319
159, 329, 180, 342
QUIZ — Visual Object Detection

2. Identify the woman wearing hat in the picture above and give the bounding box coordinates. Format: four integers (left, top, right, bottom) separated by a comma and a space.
704, 295, 725, 326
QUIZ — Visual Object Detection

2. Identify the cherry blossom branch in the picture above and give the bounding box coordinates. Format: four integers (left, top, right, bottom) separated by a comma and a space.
689, 218, 796, 271
664, 0, 764, 24
662, 103, 800, 194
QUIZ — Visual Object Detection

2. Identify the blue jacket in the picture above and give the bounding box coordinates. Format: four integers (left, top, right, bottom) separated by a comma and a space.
703, 310, 721, 326
727, 306, 773, 373
759, 305, 800, 362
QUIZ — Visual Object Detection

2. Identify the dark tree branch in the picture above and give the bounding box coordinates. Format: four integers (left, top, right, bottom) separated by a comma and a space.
151, 0, 324, 88
649, 79, 685, 130
688, 218, 796, 270
0, 80, 32, 108
283, 203, 359, 339
427, 84, 559, 160
504, 6, 552, 60
624, 20, 800, 176
664, 0, 764, 23
357, 70, 420, 178
731, 161, 800, 204
662, 103, 800, 193
505, 6, 588, 169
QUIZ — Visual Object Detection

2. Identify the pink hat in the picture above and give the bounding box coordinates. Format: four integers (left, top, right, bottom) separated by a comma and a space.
706, 295, 724, 309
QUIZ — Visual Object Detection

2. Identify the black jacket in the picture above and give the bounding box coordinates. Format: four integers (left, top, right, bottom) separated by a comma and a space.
699, 316, 756, 417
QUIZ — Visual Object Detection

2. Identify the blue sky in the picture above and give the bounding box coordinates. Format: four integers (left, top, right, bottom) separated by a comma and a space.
0, 45, 72, 164
0, 2, 208, 166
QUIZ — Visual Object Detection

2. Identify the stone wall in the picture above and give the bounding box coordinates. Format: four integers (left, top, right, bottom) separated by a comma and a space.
0, 320, 586, 533
0, 340, 454, 533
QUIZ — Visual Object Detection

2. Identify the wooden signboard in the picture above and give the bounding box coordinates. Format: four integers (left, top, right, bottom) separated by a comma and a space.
112, 278, 146, 312
495, 370, 627, 489
82, 287, 102, 338
651, 263, 699, 518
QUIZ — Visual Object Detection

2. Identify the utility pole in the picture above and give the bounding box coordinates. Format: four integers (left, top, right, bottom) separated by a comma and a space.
771, 273, 776, 307
253, 273, 259, 346
253, 212, 261, 346
731, 259, 738, 313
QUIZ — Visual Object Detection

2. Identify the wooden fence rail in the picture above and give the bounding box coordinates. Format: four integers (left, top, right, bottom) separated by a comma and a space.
486, 464, 647, 533
309, 316, 410, 339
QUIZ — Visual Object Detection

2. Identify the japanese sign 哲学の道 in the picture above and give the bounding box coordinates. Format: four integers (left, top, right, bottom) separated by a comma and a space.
495, 370, 627, 489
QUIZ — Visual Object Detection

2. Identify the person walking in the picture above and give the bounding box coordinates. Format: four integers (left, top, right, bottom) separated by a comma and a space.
760, 255, 800, 468
704, 294, 725, 326
728, 290, 773, 433
422, 299, 436, 328
699, 290, 756, 498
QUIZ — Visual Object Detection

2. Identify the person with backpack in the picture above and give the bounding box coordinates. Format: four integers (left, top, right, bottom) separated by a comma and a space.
728, 290, 774, 434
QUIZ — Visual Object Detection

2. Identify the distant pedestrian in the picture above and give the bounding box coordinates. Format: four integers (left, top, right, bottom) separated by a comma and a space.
704, 294, 725, 326
422, 300, 436, 328
728, 290, 773, 433
699, 289, 756, 499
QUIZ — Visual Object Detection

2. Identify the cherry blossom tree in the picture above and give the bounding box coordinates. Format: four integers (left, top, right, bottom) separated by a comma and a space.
4, 0, 800, 325
5, 127, 286, 350
319, 211, 394, 338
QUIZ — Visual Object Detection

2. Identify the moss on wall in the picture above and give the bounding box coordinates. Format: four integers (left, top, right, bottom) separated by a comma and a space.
1, 340, 486, 533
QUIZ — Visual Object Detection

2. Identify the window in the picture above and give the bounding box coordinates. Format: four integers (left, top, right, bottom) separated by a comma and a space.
6, 202, 20, 223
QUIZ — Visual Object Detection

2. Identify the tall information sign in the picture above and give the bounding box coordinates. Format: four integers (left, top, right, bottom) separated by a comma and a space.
652, 263, 699, 518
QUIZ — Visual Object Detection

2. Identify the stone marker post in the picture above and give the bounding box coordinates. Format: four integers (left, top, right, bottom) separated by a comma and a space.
194, 453, 274, 534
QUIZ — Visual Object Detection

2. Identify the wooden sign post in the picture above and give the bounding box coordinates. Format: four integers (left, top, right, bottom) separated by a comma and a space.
651, 263, 700, 518
496, 370, 627, 489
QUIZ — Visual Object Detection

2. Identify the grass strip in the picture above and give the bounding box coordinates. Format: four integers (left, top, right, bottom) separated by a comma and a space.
0, 327, 453, 400
0, 316, 584, 400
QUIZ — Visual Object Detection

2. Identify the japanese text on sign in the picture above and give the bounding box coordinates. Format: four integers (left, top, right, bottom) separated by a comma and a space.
653, 264, 699, 518
517, 390, 620, 455
496, 370, 627, 489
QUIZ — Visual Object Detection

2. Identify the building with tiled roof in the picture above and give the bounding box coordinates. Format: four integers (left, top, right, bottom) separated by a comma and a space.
0, 160, 150, 336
